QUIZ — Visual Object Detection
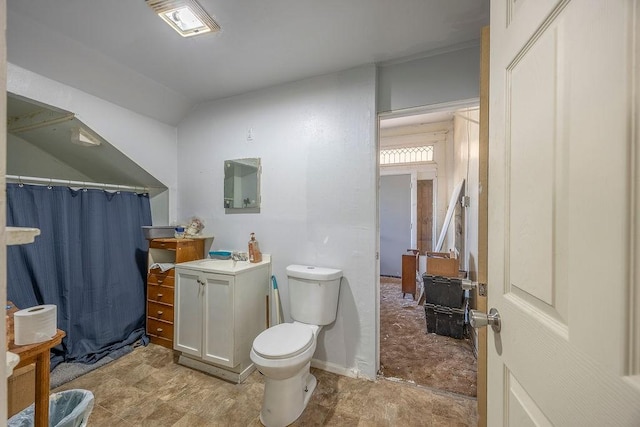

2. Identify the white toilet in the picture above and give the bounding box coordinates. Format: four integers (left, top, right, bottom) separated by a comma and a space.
250, 264, 342, 427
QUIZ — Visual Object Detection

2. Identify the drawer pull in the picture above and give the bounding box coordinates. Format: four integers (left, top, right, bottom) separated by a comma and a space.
156, 328, 163, 333
157, 311, 164, 315
157, 279, 164, 284
157, 293, 163, 297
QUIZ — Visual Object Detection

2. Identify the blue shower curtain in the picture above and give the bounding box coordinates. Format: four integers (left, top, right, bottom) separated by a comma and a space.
6, 183, 151, 368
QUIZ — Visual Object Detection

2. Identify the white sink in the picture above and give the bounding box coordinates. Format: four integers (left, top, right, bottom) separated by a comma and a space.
197, 259, 242, 271
176, 255, 270, 274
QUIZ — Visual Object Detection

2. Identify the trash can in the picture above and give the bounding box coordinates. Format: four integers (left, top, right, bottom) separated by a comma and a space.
7, 389, 94, 427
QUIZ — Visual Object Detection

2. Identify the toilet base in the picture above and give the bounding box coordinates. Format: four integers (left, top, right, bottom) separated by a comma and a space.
259, 363, 317, 427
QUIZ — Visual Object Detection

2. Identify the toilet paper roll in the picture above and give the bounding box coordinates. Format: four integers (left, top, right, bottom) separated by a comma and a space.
14, 304, 57, 345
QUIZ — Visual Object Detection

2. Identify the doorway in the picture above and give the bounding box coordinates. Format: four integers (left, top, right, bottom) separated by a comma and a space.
380, 174, 411, 277
377, 103, 479, 398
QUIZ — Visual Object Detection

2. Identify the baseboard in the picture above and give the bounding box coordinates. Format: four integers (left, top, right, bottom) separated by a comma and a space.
310, 358, 361, 379
178, 354, 255, 383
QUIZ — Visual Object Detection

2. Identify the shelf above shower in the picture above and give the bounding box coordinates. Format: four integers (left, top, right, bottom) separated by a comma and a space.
6, 227, 41, 246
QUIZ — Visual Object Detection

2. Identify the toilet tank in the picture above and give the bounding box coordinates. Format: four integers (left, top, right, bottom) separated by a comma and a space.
286, 265, 342, 326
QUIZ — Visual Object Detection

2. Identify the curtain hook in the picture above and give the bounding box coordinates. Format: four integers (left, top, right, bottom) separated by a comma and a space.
18, 176, 23, 188
47, 178, 53, 190
83, 182, 88, 192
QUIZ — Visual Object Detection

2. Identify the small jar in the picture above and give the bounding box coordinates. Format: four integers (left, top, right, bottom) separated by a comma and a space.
174, 226, 185, 239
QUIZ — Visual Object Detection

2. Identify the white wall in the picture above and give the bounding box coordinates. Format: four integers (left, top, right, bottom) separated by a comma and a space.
450, 109, 480, 279
6, 63, 178, 223
377, 44, 480, 113
7, 134, 93, 181
177, 65, 379, 378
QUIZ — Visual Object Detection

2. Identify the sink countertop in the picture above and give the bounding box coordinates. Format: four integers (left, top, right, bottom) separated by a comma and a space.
6, 227, 41, 245
176, 254, 271, 274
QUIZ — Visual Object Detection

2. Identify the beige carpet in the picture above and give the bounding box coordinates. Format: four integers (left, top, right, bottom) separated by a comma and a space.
379, 276, 477, 397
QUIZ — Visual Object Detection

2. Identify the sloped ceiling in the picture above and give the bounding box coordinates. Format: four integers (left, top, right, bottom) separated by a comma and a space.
7, 95, 166, 190
7, 0, 489, 126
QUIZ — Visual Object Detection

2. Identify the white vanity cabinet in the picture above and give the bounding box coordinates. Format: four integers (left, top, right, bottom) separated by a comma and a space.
174, 255, 270, 383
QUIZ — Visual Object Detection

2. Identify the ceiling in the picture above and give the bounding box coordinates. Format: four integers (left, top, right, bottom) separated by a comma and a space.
7, 0, 490, 126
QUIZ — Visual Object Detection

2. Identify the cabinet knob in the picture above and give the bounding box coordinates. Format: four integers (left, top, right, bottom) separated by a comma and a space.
157, 279, 164, 284
157, 293, 163, 298
157, 311, 163, 315
156, 328, 163, 332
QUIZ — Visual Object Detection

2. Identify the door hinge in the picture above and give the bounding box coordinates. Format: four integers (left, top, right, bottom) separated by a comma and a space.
478, 283, 487, 297
461, 196, 470, 207
376, 252, 379, 260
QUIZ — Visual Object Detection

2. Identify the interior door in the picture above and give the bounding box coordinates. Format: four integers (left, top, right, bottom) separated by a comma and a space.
380, 174, 411, 276
487, 0, 640, 425
417, 179, 433, 253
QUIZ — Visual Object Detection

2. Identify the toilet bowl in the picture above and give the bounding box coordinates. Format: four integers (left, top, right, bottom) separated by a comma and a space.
250, 323, 320, 427
251, 264, 342, 427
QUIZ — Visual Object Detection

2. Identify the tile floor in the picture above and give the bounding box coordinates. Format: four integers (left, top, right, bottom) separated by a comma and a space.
53, 344, 478, 426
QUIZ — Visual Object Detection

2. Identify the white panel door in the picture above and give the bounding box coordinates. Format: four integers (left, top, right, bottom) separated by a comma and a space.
203, 273, 235, 368
174, 269, 203, 357
488, 0, 640, 425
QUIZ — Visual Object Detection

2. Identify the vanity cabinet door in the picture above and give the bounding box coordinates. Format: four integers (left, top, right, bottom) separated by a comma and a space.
174, 269, 203, 357
202, 273, 235, 368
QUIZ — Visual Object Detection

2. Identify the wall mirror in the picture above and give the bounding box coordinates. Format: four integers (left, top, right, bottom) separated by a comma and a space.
224, 158, 261, 213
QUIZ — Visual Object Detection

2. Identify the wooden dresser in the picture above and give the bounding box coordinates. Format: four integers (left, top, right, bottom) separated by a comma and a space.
401, 250, 419, 299
147, 238, 204, 349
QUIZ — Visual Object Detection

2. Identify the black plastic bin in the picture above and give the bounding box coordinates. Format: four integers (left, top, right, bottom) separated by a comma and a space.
424, 303, 466, 339
422, 274, 465, 308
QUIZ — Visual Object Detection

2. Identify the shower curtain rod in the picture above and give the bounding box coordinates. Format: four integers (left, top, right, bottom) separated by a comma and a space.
6, 174, 154, 193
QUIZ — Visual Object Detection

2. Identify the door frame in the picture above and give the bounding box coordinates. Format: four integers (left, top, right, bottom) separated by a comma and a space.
476, 25, 489, 427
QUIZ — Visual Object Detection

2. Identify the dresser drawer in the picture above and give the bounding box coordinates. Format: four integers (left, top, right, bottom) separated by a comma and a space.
147, 318, 173, 341
147, 301, 174, 323
148, 274, 175, 287
149, 239, 177, 250
148, 267, 175, 277
147, 284, 174, 305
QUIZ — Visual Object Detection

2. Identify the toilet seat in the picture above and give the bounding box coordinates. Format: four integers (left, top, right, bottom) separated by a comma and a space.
253, 323, 314, 360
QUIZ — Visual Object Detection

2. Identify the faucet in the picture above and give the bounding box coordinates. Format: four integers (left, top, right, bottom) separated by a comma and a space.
231, 251, 248, 262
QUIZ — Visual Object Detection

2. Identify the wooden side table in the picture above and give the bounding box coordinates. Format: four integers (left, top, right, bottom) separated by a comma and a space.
7, 302, 65, 427
401, 250, 419, 299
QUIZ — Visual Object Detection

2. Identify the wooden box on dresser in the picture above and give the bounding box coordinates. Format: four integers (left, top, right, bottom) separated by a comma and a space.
146, 238, 204, 349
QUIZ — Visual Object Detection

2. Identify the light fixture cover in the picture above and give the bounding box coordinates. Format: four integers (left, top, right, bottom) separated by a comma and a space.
71, 127, 101, 147
146, 0, 220, 37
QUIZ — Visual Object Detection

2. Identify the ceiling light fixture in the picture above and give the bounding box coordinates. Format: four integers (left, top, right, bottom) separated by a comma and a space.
71, 127, 101, 147
146, 0, 220, 37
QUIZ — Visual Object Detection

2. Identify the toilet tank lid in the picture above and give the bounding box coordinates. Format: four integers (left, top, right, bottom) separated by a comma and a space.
286, 265, 342, 281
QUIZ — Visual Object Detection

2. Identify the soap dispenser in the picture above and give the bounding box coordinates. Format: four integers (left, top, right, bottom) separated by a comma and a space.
248, 232, 262, 263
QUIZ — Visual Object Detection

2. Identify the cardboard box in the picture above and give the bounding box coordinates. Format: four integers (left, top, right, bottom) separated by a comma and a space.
426, 252, 460, 278
7, 364, 35, 417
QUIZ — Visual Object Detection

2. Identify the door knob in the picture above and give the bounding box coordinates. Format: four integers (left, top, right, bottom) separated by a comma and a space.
469, 308, 501, 333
